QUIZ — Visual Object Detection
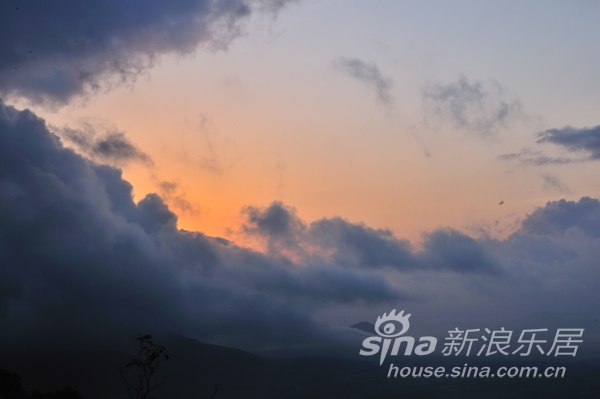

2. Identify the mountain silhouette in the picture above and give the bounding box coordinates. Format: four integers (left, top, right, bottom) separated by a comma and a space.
1, 335, 598, 398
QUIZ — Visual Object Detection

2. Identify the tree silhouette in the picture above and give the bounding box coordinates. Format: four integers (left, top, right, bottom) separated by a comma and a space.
0, 368, 28, 398
120, 334, 169, 399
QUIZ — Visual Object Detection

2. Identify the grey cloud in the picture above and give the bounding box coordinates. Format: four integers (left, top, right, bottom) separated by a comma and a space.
62, 125, 153, 165
240, 202, 500, 274
0, 0, 295, 106
333, 57, 394, 107
540, 173, 571, 194
242, 203, 414, 270
537, 125, 600, 160
307, 217, 416, 270
497, 232, 578, 266
497, 148, 574, 166
92, 133, 152, 164
243, 201, 303, 237
422, 75, 522, 137
520, 197, 600, 238
418, 229, 502, 275
241, 201, 306, 255
498, 125, 600, 167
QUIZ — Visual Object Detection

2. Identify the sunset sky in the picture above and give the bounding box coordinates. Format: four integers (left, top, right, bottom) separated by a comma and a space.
1, 0, 599, 358
17, 0, 600, 242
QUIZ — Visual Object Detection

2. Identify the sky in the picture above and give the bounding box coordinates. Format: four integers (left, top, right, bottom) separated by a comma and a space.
0, 0, 600, 358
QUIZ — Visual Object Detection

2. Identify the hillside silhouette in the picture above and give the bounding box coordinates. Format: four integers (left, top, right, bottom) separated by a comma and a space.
1, 335, 599, 398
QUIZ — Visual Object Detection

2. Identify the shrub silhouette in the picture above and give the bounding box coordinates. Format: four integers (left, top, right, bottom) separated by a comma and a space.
120, 334, 169, 399
31, 387, 84, 399
1, 368, 83, 399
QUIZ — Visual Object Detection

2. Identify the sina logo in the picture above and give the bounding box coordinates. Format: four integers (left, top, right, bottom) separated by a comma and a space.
359, 310, 437, 365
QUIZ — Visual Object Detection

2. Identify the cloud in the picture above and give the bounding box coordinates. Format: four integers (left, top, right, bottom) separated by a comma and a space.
243, 201, 305, 238
520, 197, 600, 238
418, 229, 502, 275
241, 201, 306, 255
0, 101, 403, 353
497, 148, 574, 166
158, 180, 200, 216
540, 173, 571, 194
498, 125, 600, 168
422, 75, 523, 137
254, 266, 405, 305
186, 113, 231, 175
307, 217, 415, 270
537, 125, 600, 160
0, 0, 295, 107
333, 57, 394, 107
61, 124, 153, 166
1, 101, 599, 355
241, 202, 500, 274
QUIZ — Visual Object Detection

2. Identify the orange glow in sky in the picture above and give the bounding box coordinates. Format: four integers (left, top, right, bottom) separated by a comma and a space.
22, 1, 600, 246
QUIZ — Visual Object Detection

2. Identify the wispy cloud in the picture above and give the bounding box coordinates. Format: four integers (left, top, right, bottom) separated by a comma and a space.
497, 148, 574, 166
61, 123, 153, 166
158, 180, 200, 216
333, 57, 394, 107
537, 125, 600, 160
540, 173, 571, 194
422, 75, 523, 137
499, 124, 600, 166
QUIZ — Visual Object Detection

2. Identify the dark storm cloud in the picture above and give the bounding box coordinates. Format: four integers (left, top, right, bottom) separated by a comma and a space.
0, 101, 401, 353
333, 57, 394, 107
537, 125, 600, 160
62, 126, 153, 165
2, 101, 600, 354
520, 197, 600, 238
254, 266, 404, 305
418, 229, 502, 275
0, 0, 294, 106
422, 75, 522, 137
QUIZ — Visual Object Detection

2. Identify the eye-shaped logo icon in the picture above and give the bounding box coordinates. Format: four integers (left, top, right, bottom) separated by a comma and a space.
374, 309, 411, 338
